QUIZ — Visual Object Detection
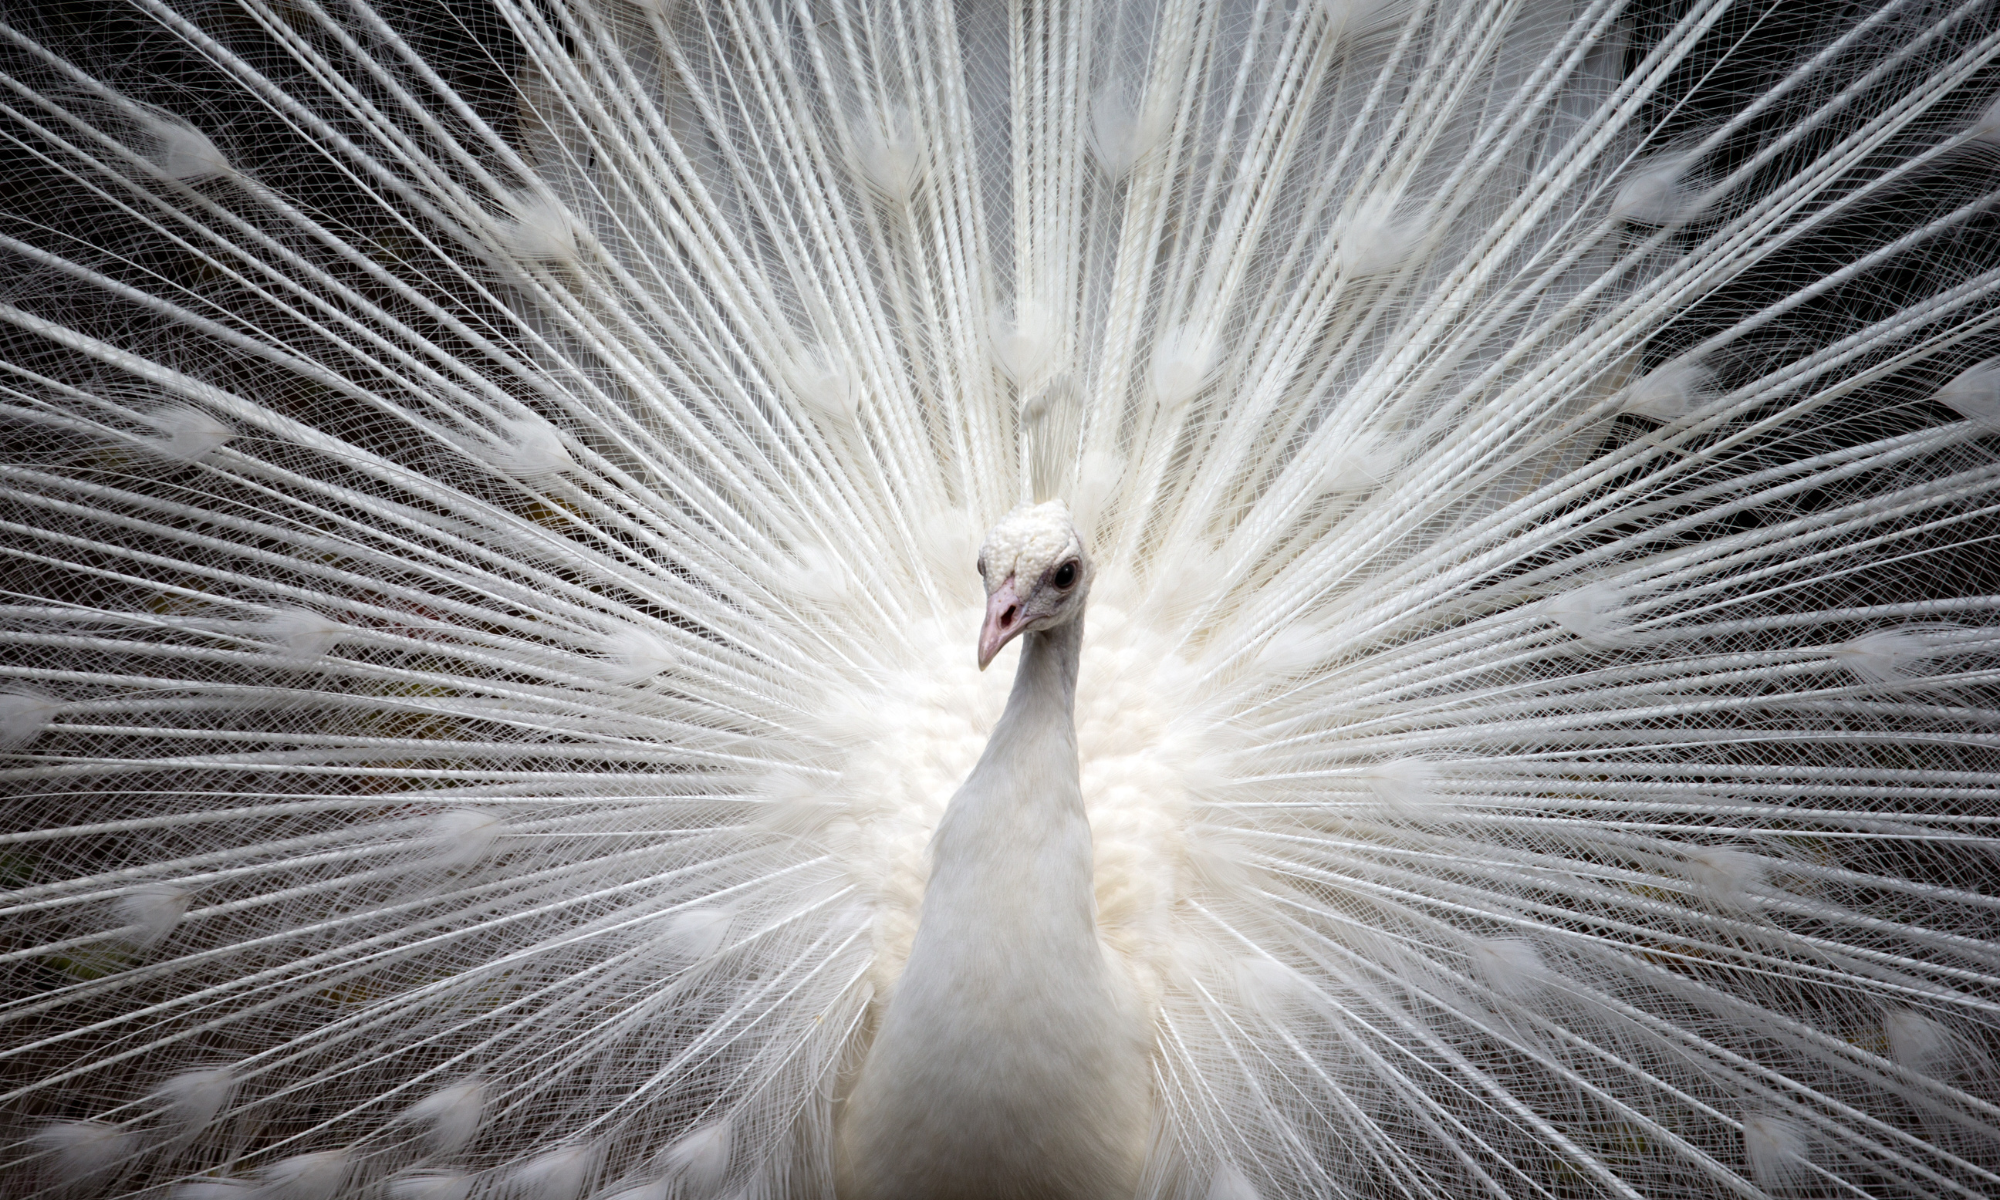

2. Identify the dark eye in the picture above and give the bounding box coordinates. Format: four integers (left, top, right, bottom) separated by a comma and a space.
976, 556, 987, 578
1052, 561, 1078, 589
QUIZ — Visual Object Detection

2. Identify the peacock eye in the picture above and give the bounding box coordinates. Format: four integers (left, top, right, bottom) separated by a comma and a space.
1052, 561, 1078, 589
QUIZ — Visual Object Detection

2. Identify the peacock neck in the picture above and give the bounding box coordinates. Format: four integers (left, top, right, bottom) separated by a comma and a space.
922, 610, 1090, 908
987, 614, 1083, 756
838, 601, 1148, 1199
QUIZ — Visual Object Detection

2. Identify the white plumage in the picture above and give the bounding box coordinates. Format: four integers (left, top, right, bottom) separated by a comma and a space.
841, 503, 1149, 1200
2, 1, 1999, 1198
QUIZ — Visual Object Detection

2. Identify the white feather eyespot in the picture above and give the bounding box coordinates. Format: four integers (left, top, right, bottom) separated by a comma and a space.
596, 624, 678, 683
1089, 81, 1170, 178
255, 1150, 350, 1200
1543, 581, 1627, 645
1935, 359, 2000, 428
659, 1120, 732, 1192
1883, 1007, 1989, 1081
119, 883, 192, 947
663, 906, 732, 960
783, 345, 861, 425
476, 415, 575, 478
151, 405, 234, 461
174, 1181, 255, 1200
1680, 848, 1765, 904
1469, 938, 1548, 998
1020, 374, 1077, 425
1884, 1009, 1955, 1071
1254, 624, 1330, 675
1970, 94, 2000, 142
405, 1079, 486, 1154
35, 1120, 135, 1184
1620, 360, 1713, 420
1833, 628, 1944, 684
424, 810, 503, 871
1362, 757, 1444, 817
1611, 155, 1706, 225
850, 106, 926, 202
1322, 0, 1397, 40
1335, 191, 1423, 276
491, 192, 585, 264
514, 1144, 596, 1200
1071, 450, 1123, 531
387, 1171, 473, 1200
141, 115, 233, 182
0, 690, 56, 749
1206, 1162, 1261, 1200
100, 96, 234, 183
1313, 432, 1397, 494
990, 301, 1057, 385
1150, 323, 1218, 410
262, 608, 348, 659
787, 543, 852, 603
158, 1065, 237, 1131
1741, 1114, 1809, 1193
1232, 956, 1318, 1021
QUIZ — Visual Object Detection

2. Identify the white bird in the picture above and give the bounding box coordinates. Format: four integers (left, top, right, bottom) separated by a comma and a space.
1, 2, 1998, 1200
841, 504, 1148, 1200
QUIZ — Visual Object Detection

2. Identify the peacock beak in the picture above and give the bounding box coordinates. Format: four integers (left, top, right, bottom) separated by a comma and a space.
978, 576, 1026, 670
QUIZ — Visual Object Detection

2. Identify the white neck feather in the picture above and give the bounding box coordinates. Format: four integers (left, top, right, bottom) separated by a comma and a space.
838, 614, 1150, 1200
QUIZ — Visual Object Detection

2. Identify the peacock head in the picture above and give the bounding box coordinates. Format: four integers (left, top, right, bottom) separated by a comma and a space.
975, 500, 1091, 668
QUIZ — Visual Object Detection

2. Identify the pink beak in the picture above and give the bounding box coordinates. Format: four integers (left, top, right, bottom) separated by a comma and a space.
978, 576, 1026, 670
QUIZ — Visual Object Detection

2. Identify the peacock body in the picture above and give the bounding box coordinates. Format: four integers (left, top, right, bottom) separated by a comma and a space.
3, 1, 2000, 1198
842, 505, 1152, 1200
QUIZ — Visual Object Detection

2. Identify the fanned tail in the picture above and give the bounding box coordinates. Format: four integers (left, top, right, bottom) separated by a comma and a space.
3, 3, 1999, 1199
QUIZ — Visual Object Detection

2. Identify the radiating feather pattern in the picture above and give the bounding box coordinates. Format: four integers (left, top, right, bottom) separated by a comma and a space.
1, 1, 1999, 1198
